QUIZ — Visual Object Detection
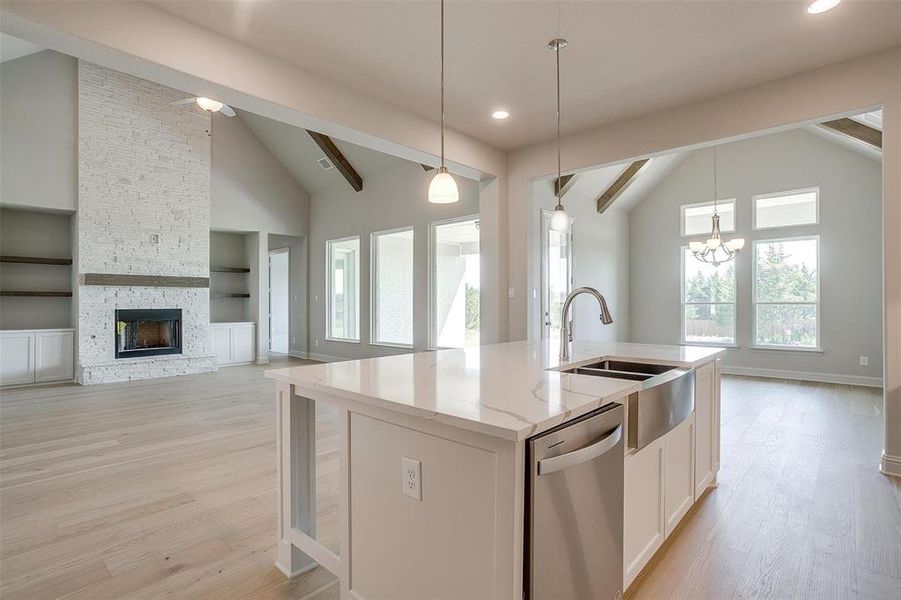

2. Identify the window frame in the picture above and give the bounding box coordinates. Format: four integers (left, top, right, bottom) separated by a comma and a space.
370, 226, 415, 349
679, 245, 738, 347
680, 199, 736, 237
752, 187, 819, 231
751, 235, 821, 352
326, 235, 361, 344
428, 214, 480, 350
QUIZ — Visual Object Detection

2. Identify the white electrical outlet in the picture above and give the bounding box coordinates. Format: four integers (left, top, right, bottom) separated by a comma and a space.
315, 339, 320, 348
507, 286, 515, 299
402, 457, 421, 501
860, 356, 869, 366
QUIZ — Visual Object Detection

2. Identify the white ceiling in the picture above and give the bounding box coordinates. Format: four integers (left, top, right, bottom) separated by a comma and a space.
0, 32, 43, 63
153, 1, 901, 151
236, 110, 412, 196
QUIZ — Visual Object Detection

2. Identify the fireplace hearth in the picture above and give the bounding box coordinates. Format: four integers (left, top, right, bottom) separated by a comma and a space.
115, 309, 182, 358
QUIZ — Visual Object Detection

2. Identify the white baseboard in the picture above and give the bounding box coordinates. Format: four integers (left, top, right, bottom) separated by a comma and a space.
720, 365, 883, 388
880, 451, 901, 478
303, 352, 346, 363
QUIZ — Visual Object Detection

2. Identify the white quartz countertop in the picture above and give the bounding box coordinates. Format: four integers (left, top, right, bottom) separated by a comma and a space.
265, 340, 726, 442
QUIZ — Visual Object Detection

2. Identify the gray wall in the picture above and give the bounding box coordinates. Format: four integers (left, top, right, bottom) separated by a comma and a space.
630, 128, 883, 381
309, 163, 479, 360
530, 181, 631, 343
0, 50, 77, 213
0, 208, 73, 330
211, 112, 311, 360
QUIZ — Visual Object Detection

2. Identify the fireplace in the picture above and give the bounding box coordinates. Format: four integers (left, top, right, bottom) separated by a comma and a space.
115, 309, 182, 358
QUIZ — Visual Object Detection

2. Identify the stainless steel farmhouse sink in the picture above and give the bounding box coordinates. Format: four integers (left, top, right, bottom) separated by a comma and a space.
558, 359, 695, 450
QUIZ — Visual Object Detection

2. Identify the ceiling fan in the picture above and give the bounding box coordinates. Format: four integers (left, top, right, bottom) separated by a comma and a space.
172, 96, 236, 117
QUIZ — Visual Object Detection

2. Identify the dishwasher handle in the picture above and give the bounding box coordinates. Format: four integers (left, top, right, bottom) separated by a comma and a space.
537, 425, 622, 476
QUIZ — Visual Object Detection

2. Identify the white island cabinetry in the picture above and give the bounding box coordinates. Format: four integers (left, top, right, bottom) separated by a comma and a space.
266, 341, 724, 600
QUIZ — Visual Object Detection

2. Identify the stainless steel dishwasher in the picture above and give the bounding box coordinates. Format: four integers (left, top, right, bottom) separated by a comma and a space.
525, 403, 624, 600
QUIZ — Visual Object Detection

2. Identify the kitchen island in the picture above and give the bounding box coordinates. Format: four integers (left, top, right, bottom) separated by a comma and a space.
265, 340, 724, 599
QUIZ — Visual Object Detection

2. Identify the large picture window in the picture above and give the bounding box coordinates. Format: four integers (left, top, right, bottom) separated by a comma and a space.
682, 247, 736, 344
327, 236, 360, 342
371, 228, 414, 347
430, 217, 480, 348
753, 237, 819, 349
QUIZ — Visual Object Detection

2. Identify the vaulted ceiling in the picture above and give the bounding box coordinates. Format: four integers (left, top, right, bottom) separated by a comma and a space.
153, 1, 901, 151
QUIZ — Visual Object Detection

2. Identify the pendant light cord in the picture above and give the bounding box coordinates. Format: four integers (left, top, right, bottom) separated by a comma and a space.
440, 0, 446, 169
712, 147, 718, 215
556, 42, 561, 204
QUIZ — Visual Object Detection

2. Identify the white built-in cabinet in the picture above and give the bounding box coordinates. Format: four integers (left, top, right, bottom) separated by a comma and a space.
210, 322, 256, 366
0, 329, 74, 386
623, 359, 721, 589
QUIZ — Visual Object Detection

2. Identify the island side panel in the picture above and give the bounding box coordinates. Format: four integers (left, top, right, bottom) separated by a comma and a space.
346, 411, 523, 600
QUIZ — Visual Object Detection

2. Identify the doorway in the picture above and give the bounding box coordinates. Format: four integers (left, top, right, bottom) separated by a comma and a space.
540, 209, 574, 344
269, 248, 289, 354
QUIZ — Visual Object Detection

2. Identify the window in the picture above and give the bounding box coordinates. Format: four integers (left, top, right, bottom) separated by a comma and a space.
430, 216, 480, 348
753, 188, 818, 229
681, 200, 735, 237
327, 236, 360, 341
753, 237, 819, 349
682, 248, 736, 344
371, 228, 414, 346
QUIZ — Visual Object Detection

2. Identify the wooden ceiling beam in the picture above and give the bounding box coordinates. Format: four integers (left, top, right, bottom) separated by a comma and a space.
553, 174, 579, 198
307, 131, 363, 192
818, 118, 882, 149
596, 159, 650, 213
422, 164, 435, 171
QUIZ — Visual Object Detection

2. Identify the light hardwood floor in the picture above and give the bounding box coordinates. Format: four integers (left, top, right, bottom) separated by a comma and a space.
1, 363, 898, 599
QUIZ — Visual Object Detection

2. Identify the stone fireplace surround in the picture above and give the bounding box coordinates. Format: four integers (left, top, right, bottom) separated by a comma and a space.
75, 61, 216, 384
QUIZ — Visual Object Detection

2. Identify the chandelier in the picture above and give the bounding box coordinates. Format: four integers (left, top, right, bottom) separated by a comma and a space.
689, 148, 744, 266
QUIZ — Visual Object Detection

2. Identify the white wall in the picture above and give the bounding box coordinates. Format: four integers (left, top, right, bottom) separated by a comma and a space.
629, 128, 882, 382
308, 163, 479, 360
0, 50, 76, 212
530, 180, 630, 343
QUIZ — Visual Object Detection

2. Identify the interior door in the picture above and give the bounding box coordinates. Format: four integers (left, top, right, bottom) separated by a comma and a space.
540, 210, 574, 343
269, 248, 290, 354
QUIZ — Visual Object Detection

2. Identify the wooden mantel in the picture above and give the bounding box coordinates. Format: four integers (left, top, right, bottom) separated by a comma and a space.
80, 274, 209, 288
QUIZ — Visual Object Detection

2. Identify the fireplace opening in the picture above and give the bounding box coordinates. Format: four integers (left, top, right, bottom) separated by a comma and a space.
115, 309, 182, 358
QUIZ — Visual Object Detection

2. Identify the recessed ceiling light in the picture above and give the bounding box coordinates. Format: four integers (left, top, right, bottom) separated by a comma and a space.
492, 110, 510, 120
807, 0, 841, 14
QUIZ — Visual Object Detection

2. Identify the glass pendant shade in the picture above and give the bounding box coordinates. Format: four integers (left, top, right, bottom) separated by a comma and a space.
195, 97, 223, 112
428, 167, 459, 204
725, 238, 746, 251
549, 205, 570, 232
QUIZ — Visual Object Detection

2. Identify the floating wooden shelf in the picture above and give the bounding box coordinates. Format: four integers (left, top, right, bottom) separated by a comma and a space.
210, 267, 251, 274
0, 290, 73, 297
211, 293, 250, 299
0, 255, 72, 266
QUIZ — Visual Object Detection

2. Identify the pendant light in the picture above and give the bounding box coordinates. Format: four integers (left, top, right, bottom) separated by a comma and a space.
548, 38, 570, 232
428, 0, 459, 204
689, 148, 745, 266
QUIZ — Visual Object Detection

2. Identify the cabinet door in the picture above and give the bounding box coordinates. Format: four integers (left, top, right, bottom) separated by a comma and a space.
34, 331, 74, 383
0, 332, 35, 386
624, 436, 665, 589
694, 362, 716, 498
664, 413, 695, 537
211, 326, 233, 365
230, 325, 255, 364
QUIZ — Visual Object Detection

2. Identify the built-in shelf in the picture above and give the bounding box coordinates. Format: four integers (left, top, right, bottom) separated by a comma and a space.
211, 293, 250, 299
0, 255, 73, 266
210, 266, 251, 274
0, 291, 73, 297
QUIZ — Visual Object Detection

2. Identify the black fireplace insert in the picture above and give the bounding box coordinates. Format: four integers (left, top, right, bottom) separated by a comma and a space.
115, 309, 182, 358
